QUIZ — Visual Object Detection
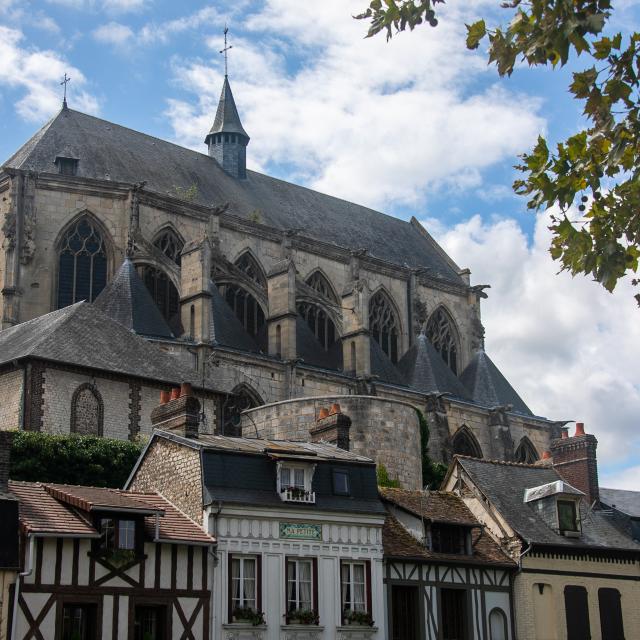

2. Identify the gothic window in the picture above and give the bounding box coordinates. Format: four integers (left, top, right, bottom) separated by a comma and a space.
369, 290, 399, 363
306, 271, 338, 303
451, 426, 483, 458
235, 251, 266, 289
154, 228, 183, 265
426, 307, 459, 374
138, 265, 180, 326
515, 437, 539, 463
221, 384, 263, 436
222, 284, 266, 337
71, 383, 104, 436
297, 302, 337, 351
57, 216, 108, 309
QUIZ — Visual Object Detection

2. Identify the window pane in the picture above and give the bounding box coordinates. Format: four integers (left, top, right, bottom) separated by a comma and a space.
558, 501, 577, 532
118, 520, 136, 550
100, 518, 115, 550
294, 469, 305, 489
281, 468, 290, 487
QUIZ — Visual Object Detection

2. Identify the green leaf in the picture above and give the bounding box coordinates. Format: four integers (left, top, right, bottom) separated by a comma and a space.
466, 20, 486, 50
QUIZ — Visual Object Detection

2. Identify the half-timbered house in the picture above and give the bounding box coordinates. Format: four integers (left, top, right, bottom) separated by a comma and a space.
8, 481, 215, 640
380, 488, 516, 640
442, 423, 640, 640
127, 414, 387, 640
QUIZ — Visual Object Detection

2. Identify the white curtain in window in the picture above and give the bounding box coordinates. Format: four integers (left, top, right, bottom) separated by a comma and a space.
489, 609, 507, 640
341, 564, 350, 609
231, 558, 241, 604
353, 564, 365, 611
294, 468, 305, 489
281, 467, 291, 487
243, 559, 256, 608
287, 561, 296, 609
299, 561, 312, 609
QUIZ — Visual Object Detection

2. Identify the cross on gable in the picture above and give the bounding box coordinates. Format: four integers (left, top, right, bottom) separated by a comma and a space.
219, 26, 233, 76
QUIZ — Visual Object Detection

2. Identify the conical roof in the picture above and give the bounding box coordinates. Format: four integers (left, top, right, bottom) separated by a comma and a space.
459, 350, 533, 416
208, 281, 260, 352
205, 76, 249, 141
370, 339, 407, 387
93, 259, 174, 339
396, 332, 470, 399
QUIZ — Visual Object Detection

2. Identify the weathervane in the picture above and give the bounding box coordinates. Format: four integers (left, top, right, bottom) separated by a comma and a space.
60, 73, 71, 108
219, 26, 232, 76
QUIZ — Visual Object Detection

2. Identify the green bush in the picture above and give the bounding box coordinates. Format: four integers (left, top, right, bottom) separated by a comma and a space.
9, 431, 143, 488
416, 408, 448, 490
376, 463, 401, 488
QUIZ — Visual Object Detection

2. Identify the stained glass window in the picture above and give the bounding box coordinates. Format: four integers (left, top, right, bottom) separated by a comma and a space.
369, 290, 399, 363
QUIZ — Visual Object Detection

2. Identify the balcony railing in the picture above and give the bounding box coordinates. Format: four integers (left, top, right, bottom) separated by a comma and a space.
280, 487, 316, 504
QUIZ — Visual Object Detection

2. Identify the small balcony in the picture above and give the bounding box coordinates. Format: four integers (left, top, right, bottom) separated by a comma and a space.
280, 487, 316, 504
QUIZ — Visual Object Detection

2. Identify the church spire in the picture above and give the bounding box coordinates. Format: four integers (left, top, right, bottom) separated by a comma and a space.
205, 29, 249, 179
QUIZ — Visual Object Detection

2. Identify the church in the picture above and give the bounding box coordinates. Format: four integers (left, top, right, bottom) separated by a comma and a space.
0, 72, 559, 474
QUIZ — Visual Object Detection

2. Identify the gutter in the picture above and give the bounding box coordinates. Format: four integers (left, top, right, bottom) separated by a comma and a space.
10, 534, 34, 640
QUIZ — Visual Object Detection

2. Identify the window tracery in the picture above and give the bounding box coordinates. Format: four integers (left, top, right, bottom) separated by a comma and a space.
306, 271, 338, 303
369, 290, 399, 363
153, 228, 183, 265
71, 383, 104, 436
297, 301, 337, 350
514, 437, 539, 463
57, 216, 108, 309
221, 384, 263, 435
451, 426, 483, 458
235, 251, 266, 289
426, 307, 459, 374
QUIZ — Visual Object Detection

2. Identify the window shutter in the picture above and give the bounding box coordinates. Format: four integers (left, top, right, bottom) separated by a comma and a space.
312, 557, 319, 614
227, 553, 233, 623
257, 554, 263, 611
599, 588, 624, 640
365, 560, 372, 614
564, 585, 591, 640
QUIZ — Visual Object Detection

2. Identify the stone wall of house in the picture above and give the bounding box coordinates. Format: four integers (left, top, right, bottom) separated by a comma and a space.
129, 437, 204, 525
240, 395, 423, 489
0, 368, 23, 431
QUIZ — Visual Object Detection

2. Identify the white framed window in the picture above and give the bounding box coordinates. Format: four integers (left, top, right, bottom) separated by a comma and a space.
277, 463, 316, 503
118, 520, 136, 550
230, 556, 258, 612
341, 561, 368, 612
281, 466, 305, 491
286, 558, 314, 612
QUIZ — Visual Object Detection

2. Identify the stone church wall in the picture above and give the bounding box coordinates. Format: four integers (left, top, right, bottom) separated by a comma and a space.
0, 368, 23, 431
240, 395, 422, 489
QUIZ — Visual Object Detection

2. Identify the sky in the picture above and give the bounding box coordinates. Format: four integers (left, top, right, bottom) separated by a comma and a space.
0, 0, 639, 488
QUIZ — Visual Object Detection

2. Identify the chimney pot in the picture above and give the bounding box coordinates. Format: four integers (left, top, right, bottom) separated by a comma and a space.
561, 428, 569, 439
330, 403, 341, 415
160, 390, 170, 405
542, 451, 552, 460
180, 382, 193, 398
318, 407, 329, 420
575, 422, 585, 436
170, 387, 180, 401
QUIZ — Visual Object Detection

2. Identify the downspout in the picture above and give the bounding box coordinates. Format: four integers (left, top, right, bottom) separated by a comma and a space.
208, 502, 222, 640
10, 534, 35, 640
511, 539, 533, 640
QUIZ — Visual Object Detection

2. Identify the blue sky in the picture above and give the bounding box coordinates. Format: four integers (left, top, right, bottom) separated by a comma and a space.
1, 0, 639, 486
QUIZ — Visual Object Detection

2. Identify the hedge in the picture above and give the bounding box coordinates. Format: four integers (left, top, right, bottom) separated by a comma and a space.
9, 431, 143, 488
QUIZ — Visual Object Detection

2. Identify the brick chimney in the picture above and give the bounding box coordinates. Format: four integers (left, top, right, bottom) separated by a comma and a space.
550, 422, 599, 506
0, 431, 14, 492
309, 404, 351, 450
150, 383, 201, 439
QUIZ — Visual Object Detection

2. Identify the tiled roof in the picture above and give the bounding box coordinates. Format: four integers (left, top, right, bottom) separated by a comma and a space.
459, 351, 533, 416
93, 259, 174, 339
382, 514, 515, 567
0, 301, 223, 391
457, 457, 640, 551
600, 487, 640, 518
3, 107, 465, 284
396, 332, 469, 399
380, 487, 478, 526
10, 481, 214, 545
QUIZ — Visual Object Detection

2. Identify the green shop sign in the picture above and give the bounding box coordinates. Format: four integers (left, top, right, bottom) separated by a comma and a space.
279, 522, 322, 540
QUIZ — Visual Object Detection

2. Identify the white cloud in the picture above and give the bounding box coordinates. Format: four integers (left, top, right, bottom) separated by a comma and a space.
601, 466, 640, 491
164, 0, 544, 210
0, 25, 99, 122
46, 0, 147, 13
139, 7, 223, 45
93, 21, 134, 46
426, 210, 640, 479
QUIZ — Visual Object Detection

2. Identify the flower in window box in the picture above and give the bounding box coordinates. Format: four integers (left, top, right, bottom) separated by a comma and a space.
101, 548, 137, 567
343, 609, 374, 627
285, 608, 319, 625
231, 607, 265, 626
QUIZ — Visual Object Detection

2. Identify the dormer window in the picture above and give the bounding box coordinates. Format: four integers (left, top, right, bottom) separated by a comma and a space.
558, 500, 579, 534
98, 517, 138, 553
55, 156, 78, 176
430, 524, 470, 555
277, 462, 316, 504
332, 469, 350, 496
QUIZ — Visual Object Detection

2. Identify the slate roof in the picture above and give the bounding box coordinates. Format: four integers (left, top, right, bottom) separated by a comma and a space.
206, 76, 249, 140
380, 487, 478, 526
382, 514, 515, 567
370, 339, 407, 387
93, 259, 174, 338
2, 107, 465, 283
457, 457, 640, 551
397, 332, 470, 399
135, 431, 386, 516
460, 350, 533, 416
209, 282, 261, 352
600, 488, 640, 518
10, 481, 214, 545
0, 301, 222, 390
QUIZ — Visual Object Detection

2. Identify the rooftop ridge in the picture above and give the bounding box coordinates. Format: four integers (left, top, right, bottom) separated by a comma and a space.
454, 454, 550, 469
